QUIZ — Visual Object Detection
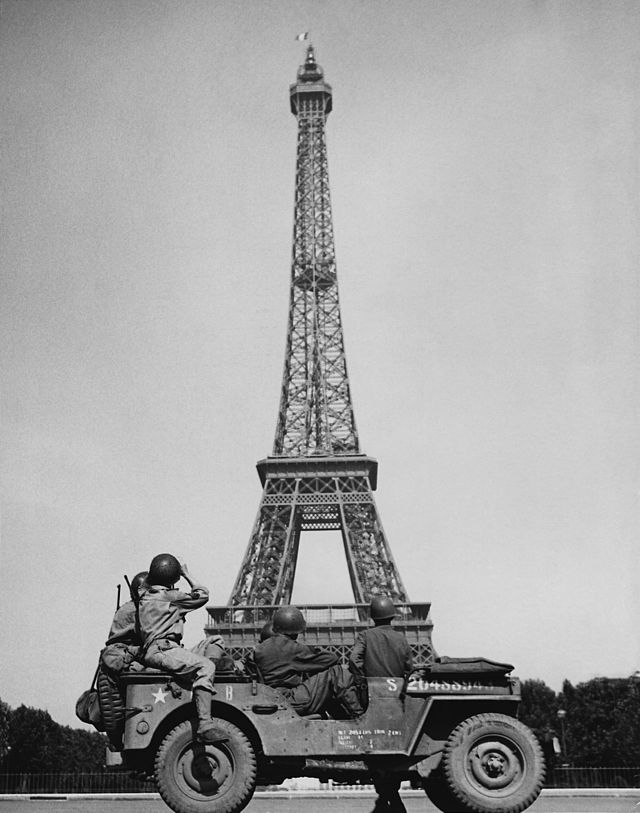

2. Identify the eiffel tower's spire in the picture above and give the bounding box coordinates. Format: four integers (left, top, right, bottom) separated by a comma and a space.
274, 45, 356, 457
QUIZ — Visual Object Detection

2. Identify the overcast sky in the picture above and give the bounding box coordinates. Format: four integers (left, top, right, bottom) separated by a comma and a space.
1, 0, 638, 729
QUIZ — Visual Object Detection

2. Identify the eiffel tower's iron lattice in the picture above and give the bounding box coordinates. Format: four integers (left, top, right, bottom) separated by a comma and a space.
207, 47, 434, 664
274, 52, 357, 459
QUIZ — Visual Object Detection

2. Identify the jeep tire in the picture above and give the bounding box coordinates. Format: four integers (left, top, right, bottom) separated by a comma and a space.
96, 668, 125, 750
155, 718, 257, 813
442, 713, 545, 813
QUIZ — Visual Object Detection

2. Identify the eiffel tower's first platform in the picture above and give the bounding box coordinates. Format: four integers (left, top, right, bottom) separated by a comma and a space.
205, 46, 435, 666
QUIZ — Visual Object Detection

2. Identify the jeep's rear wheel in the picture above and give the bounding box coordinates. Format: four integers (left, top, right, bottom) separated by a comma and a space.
155, 718, 257, 813
442, 713, 545, 813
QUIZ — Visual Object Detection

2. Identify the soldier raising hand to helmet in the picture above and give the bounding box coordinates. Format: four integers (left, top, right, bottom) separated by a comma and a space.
138, 553, 222, 744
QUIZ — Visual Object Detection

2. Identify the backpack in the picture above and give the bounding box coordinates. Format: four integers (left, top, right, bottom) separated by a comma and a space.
75, 688, 104, 730
75, 666, 105, 731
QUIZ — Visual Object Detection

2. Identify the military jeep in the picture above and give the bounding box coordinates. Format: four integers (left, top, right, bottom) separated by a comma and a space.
105, 655, 545, 813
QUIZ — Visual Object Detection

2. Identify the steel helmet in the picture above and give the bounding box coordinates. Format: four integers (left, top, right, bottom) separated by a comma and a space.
259, 620, 275, 642
370, 595, 396, 621
148, 553, 181, 587
129, 571, 149, 602
272, 606, 306, 636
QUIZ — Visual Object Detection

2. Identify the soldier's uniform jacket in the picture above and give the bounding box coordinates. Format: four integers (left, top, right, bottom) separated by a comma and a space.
106, 600, 139, 645
138, 584, 208, 650
254, 633, 339, 688
102, 598, 145, 674
350, 625, 413, 677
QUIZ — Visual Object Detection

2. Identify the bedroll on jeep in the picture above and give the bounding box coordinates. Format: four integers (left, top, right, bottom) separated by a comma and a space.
102, 655, 545, 813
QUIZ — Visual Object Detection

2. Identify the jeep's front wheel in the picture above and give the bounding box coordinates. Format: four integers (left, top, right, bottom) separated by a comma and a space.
442, 713, 545, 813
155, 719, 257, 813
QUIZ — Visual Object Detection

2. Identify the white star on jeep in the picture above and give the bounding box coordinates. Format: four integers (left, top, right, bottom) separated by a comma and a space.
152, 688, 167, 704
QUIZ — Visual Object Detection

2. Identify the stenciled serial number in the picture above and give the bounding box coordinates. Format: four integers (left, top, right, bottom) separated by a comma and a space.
407, 677, 493, 693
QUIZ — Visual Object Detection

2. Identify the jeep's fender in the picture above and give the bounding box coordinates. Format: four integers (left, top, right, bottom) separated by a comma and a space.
122, 679, 278, 754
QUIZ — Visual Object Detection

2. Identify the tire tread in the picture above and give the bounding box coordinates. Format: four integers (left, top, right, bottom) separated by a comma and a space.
442, 713, 545, 813
155, 718, 257, 813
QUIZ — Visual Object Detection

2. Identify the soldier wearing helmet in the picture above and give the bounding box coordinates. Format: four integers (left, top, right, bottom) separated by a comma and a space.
254, 605, 366, 718
349, 595, 413, 678
259, 620, 275, 642
138, 554, 222, 744
351, 595, 413, 813
100, 570, 149, 674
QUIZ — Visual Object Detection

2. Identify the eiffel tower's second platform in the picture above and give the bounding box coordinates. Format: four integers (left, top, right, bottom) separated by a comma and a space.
205, 602, 436, 667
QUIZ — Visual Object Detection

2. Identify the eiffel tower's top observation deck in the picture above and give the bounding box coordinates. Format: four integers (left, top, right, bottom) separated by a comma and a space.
290, 45, 332, 116
289, 46, 335, 295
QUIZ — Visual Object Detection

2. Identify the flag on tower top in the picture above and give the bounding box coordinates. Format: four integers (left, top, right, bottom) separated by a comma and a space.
295, 32, 309, 41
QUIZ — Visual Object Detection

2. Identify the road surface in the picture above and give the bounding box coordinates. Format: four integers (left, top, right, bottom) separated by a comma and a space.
0, 790, 638, 812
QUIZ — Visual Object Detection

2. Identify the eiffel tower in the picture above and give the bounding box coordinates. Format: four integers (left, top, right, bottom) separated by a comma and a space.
207, 47, 434, 664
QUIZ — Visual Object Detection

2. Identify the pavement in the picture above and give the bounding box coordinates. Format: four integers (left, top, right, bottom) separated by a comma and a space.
0, 788, 639, 812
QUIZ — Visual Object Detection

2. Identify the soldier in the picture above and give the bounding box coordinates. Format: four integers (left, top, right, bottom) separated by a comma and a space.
101, 570, 148, 674
369, 776, 407, 813
254, 605, 365, 718
349, 595, 413, 678
259, 620, 274, 642
138, 553, 222, 743
350, 596, 413, 813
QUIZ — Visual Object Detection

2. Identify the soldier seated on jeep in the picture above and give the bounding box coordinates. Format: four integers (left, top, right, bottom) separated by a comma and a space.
253, 605, 366, 718
138, 553, 223, 744
101, 571, 149, 674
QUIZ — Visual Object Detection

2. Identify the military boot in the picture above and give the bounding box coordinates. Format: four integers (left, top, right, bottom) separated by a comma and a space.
373, 777, 407, 813
192, 688, 227, 744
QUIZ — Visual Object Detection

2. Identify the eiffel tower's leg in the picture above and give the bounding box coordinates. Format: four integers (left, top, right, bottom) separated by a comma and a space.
229, 476, 300, 608
335, 475, 409, 604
